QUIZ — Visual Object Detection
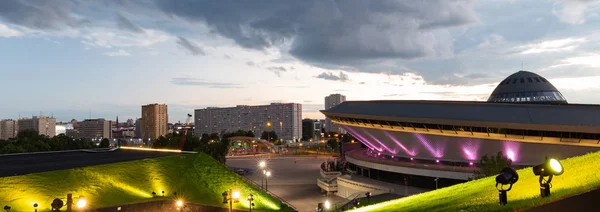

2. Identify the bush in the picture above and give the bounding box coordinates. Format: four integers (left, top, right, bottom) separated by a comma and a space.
474, 151, 512, 179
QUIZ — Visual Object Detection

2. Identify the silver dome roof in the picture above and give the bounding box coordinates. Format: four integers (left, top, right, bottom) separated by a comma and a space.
488, 71, 567, 104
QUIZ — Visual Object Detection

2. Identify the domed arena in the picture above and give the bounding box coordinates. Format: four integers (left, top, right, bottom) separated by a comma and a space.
320, 70, 600, 197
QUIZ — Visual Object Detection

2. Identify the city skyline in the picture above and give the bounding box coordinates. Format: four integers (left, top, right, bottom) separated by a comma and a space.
2, 1, 600, 122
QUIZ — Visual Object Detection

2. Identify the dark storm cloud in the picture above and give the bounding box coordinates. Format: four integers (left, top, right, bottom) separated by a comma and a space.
171, 77, 243, 88
153, 0, 478, 66
0, 0, 86, 30
316, 72, 349, 82
116, 13, 144, 33
176, 36, 205, 56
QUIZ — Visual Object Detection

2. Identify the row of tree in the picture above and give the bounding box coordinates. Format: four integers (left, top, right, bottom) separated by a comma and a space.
0, 129, 100, 154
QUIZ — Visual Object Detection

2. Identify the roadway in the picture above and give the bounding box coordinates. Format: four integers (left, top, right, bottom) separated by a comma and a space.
0, 149, 180, 177
226, 155, 346, 212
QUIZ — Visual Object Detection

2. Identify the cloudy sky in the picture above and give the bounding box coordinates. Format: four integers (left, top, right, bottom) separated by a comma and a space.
1, 0, 600, 122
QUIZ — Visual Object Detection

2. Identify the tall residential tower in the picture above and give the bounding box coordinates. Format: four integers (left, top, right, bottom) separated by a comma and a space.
141, 104, 168, 140
325, 94, 346, 134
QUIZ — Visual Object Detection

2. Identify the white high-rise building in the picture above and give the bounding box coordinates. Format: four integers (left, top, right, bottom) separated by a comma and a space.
18, 116, 56, 137
194, 103, 302, 140
0, 119, 18, 140
325, 94, 346, 134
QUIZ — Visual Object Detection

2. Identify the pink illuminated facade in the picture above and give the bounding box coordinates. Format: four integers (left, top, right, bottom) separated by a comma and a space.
342, 125, 595, 165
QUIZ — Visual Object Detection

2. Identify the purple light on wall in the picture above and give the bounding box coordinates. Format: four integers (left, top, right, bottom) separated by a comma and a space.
503, 141, 521, 162
461, 140, 480, 160
413, 133, 444, 158
383, 131, 416, 156
343, 126, 383, 152
362, 129, 397, 154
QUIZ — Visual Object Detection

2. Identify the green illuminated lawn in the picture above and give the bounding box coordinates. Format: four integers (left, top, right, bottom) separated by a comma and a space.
349, 151, 600, 212
0, 153, 287, 212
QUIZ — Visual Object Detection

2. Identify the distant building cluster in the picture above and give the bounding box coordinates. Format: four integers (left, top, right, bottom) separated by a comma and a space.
1, 94, 348, 143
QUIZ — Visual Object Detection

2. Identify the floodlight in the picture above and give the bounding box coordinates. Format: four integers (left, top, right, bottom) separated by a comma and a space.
324, 200, 331, 209
533, 158, 564, 176
33, 203, 38, 212
232, 191, 240, 201
76, 196, 87, 209
176, 200, 183, 207
51, 198, 64, 211
533, 157, 564, 197
222, 191, 229, 203
495, 167, 519, 205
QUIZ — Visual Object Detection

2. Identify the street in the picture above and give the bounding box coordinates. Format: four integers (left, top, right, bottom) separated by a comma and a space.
227, 156, 346, 212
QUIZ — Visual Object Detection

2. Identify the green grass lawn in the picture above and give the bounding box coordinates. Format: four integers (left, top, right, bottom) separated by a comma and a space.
349, 150, 600, 212
0, 153, 287, 212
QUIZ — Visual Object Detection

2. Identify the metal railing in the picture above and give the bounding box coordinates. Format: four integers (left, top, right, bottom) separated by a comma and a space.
238, 174, 298, 211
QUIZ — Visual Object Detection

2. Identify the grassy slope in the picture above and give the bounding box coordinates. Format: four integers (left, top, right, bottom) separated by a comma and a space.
350, 151, 600, 212
0, 153, 284, 212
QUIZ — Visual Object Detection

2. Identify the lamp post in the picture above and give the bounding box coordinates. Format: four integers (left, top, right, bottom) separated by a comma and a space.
259, 161, 266, 189
33, 203, 38, 212
247, 194, 254, 212
435, 177, 439, 189
279, 121, 282, 142
265, 171, 272, 191
266, 122, 272, 141
222, 189, 240, 212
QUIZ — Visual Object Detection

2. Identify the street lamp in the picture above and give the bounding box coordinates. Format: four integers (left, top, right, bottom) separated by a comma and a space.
33, 203, 38, 212
162, 190, 165, 197
533, 157, 564, 197
265, 171, 272, 191
266, 122, 272, 141
259, 161, 266, 189
248, 194, 255, 212
222, 189, 240, 212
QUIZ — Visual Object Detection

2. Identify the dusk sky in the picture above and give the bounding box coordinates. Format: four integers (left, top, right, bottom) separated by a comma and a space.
1, 0, 600, 122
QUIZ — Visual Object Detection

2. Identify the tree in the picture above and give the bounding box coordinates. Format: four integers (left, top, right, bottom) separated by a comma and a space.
474, 151, 513, 179
246, 130, 255, 138
234, 130, 248, 136
327, 138, 339, 151
99, 138, 110, 148
260, 131, 278, 142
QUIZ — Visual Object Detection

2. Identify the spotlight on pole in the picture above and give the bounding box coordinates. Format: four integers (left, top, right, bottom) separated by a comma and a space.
248, 194, 254, 212
76, 196, 87, 209
162, 190, 165, 197
533, 157, 564, 197
33, 203, 38, 212
495, 167, 519, 205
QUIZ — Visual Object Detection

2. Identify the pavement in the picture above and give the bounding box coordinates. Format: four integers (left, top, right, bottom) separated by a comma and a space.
227, 156, 346, 212
0, 149, 181, 177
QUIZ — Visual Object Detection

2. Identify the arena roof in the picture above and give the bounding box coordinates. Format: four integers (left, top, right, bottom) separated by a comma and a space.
321, 100, 600, 133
